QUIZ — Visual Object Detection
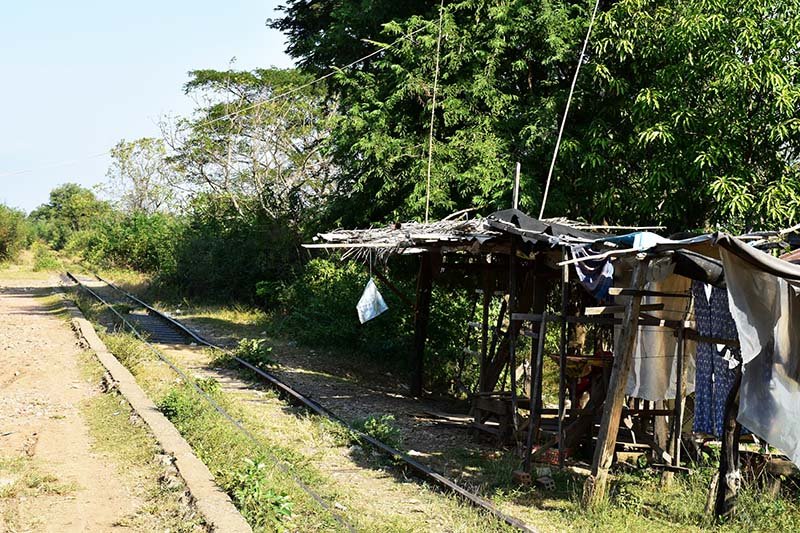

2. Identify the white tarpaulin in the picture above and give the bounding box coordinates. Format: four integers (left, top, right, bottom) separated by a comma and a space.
356, 278, 388, 324
721, 247, 800, 467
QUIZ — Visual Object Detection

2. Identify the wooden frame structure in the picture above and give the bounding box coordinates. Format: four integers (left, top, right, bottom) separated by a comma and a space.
306, 209, 798, 517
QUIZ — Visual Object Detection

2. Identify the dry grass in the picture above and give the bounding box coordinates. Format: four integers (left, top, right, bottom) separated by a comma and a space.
80, 384, 206, 532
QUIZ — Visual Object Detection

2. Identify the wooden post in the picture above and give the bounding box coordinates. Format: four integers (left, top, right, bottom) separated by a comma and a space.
714, 369, 742, 518
671, 327, 686, 467
411, 252, 434, 397
508, 241, 520, 440
582, 257, 649, 508
478, 259, 492, 398
653, 401, 670, 462
557, 248, 569, 467
524, 311, 548, 472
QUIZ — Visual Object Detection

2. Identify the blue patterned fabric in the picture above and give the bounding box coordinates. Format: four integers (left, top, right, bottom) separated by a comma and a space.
692, 281, 740, 436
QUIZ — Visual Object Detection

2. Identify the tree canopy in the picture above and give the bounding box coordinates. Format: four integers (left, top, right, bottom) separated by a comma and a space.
273, 0, 800, 232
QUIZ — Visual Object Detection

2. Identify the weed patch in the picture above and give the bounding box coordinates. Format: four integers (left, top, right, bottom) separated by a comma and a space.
102, 332, 156, 374
354, 414, 403, 449
212, 338, 277, 372
232, 458, 294, 528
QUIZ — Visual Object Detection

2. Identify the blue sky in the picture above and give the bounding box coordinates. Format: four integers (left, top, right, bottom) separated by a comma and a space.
0, 1, 293, 212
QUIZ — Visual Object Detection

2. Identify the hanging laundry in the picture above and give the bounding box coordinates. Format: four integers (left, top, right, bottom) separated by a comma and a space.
571, 245, 614, 301
721, 247, 800, 467
623, 270, 695, 401
356, 278, 389, 324
691, 280, 739, 437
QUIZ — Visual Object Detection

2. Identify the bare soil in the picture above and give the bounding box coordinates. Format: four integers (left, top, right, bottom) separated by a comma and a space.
0, 276, 138, 531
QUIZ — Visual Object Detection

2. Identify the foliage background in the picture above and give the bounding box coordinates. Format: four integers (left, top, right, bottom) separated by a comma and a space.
8, 0, 800, 394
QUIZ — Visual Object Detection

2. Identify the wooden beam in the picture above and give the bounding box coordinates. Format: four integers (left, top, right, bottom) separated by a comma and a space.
585, 303, 664, 315
582, 258, 649, 508
608, 287, 690, 298
410, 252, 434, 397
371, 268, 413, 309
683, 329, 740, 348
513, 312, 684, 328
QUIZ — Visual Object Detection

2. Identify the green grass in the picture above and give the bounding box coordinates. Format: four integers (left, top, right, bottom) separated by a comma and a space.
0, 454, 77, 531
158, 381, 346, 532
90, 327, 514, 532
0, 457, 75, 499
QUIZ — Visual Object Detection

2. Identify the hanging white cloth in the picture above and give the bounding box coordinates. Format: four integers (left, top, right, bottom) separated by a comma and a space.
623, 272, 696, 401
614, 257, 695, 401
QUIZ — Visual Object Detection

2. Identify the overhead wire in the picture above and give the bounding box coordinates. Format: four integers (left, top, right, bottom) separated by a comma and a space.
538, 0, 603, 219
424, 0, 446, 224
0, 26, 427, 180
0, 152, 109, 179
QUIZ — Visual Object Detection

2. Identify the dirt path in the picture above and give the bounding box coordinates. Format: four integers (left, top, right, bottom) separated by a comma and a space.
0, 276, 138, 532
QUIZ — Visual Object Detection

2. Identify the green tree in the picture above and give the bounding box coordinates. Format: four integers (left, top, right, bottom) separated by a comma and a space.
30, 183, 111, 248
270, 0, 427, 74
0, 204, 29, 261
274, 0, 800, 232
164, 68, 334, 228
556, 0, 800, 230
274, 0, 601, 227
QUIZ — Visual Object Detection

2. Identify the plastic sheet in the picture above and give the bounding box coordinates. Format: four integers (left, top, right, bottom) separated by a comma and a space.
356, 278, 388, 324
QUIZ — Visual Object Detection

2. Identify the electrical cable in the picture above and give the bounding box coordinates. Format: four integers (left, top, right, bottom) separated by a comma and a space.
538, 0, 603, 219
424, 0, 445, 224
0, 27, 426, 180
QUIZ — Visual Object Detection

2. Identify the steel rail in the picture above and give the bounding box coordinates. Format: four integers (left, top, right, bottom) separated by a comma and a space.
66, 272, 356, 532
72, 271, 537, 532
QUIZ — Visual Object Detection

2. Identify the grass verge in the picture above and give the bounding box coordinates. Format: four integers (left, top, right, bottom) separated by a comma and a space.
80, 380, 206, 532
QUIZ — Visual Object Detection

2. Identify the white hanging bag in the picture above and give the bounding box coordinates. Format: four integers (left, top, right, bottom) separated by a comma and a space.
356, 278, 388, 324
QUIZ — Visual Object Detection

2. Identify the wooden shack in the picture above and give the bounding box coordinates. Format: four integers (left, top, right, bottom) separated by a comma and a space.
307, 209, 800, 515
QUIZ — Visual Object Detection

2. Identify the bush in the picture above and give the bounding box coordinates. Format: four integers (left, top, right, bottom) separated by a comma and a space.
31, 242, 61, 271
273, 257, 476, 392
166, 196, 300, 302
70, 212, 182, 275
274, 258, 413, 361
0, 204, 30, 262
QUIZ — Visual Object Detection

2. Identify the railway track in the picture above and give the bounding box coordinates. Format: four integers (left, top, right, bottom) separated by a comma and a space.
66, 271, 536, 532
